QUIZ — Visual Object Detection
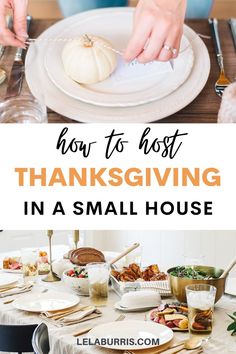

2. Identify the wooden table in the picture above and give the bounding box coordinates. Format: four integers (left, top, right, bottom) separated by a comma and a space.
0, 19, 235, 123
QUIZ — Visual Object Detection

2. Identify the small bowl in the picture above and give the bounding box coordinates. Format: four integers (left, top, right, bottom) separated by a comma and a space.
62, 268, 89, 295
167, 265, 226, 304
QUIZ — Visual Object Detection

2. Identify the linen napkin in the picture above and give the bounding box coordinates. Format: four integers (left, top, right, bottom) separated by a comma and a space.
40, 305, 102, 327
218, 82, 236, 123
0, 284, 33, 298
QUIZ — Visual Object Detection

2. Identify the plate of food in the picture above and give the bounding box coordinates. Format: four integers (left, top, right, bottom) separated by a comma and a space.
111, 263, 171, 297
149, 303, 189, 332
44, 9, 194, 107
25, 8, 210, 123
2, 251, 50, 275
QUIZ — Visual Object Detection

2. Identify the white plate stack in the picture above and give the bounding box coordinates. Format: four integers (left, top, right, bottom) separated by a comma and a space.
26, 8, 210, 123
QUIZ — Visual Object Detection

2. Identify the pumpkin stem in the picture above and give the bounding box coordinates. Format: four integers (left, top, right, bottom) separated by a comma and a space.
83, 34, 93, 48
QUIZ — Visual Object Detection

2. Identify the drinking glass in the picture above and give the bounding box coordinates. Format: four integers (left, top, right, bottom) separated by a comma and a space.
186, 284, 216, 336
0, 95, 47, 123
21, 248, 39, 284
87, 262, 110, 306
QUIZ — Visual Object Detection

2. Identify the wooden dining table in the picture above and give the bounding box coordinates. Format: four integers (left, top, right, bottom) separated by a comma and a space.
0, 19, 235, 124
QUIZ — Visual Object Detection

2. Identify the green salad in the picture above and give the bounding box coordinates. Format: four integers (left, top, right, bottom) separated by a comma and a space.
170, 266, 208, 280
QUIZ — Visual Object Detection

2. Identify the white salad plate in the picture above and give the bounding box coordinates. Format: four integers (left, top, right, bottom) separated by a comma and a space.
0, 274, 20, 288
13, 291, 80, 312
225, 278, 236, 296
88, 320, 173, 350
26, 8, 210, 123
44, 9, 194, 107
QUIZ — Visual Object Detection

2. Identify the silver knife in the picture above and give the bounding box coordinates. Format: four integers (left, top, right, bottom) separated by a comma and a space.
229, 18, 236, 51
0, 16, 13, 60
5, 15, 32, 99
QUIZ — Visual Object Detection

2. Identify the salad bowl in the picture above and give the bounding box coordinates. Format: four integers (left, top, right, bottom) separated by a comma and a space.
167, 265, 226, 304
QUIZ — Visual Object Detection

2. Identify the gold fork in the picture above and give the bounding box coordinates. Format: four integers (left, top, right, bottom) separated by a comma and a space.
209, 18, 232, 97
72, 313, 126, 337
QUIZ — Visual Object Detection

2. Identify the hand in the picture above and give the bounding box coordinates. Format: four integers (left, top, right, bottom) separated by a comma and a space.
124, 0, 186, 63
0, 0, 28, 48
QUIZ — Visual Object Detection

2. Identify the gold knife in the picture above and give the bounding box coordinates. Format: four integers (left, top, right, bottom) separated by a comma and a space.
5, 15, 32, 99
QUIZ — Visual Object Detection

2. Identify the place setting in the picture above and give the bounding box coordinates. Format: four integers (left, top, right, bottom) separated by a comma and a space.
24, 8, 210, 123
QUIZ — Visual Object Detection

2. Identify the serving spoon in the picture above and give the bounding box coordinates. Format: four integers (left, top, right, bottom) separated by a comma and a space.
169, 336, 209, 353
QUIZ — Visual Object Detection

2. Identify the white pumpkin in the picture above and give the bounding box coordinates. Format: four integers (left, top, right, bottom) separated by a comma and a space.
62, 35, 117, 85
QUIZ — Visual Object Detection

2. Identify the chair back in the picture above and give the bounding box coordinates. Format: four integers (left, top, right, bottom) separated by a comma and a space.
0, 324, 37, 353
32, 323, 50, 354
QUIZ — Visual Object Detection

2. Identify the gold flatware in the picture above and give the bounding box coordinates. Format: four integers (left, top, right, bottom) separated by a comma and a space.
209, 18, 232, 97
72, 313, 126, 337
3, 287, 48, 305
124, 340, 186, 354
168, 336, 209, 354
45, 305, 90, 320
1, 285, 33, 300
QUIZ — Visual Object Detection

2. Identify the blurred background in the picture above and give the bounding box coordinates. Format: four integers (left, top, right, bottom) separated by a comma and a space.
28, 0, 236, 19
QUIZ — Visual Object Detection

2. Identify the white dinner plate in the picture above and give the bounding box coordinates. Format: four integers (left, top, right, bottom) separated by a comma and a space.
13, 291, 80, 312
225, 278, 236, 296
25, 8, 210, 122
114, 301, 156, 312
44, 10, 194, 107
2, 268, 23, 274
88, 320, 173, 350
0, 274, 20, 288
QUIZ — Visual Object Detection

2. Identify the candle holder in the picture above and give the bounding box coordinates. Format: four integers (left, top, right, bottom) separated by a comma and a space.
42, 230, 60, 282
73, 230, 80, 250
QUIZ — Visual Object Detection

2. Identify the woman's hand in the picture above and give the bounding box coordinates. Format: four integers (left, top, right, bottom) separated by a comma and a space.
124, 0, 186, 63
0, 0, 28, 48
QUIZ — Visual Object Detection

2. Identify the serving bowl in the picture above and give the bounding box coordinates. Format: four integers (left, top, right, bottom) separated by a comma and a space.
62, 268, 89, 295
167, 265, 226, 304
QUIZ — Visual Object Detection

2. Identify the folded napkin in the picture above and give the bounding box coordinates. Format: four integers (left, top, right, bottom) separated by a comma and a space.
218, 82, 236, 123
40, 305, 102, 327
41, 304, 88, 319
0, 284, 33, 298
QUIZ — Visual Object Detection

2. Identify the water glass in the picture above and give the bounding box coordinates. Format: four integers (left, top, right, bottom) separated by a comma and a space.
21, 248, 39, 284
87, 262, 110, 306
0, 96, 47, 123
186, 284, 216, 336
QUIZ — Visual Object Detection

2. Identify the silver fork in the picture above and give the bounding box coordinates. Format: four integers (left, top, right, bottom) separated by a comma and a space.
209, 18, 232, 97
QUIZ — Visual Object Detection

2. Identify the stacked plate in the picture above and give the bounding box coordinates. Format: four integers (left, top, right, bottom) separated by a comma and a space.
26, 8, 210, 123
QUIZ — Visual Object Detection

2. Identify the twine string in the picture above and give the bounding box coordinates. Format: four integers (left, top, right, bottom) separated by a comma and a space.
25, 33, 211, 59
